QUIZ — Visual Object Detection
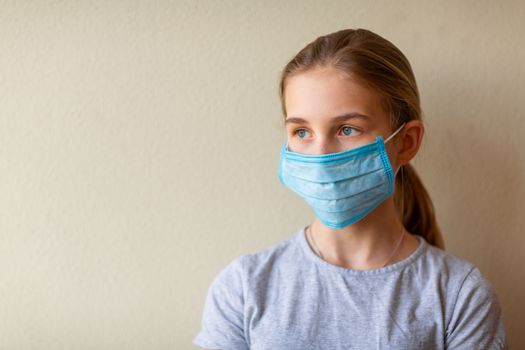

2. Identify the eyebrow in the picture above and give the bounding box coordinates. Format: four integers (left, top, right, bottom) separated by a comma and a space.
284, 112, 370, 125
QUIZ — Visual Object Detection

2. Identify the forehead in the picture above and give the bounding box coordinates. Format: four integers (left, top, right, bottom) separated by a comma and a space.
284, 67, 386, 123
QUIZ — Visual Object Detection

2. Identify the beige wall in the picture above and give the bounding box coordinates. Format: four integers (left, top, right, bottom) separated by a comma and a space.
1, 1, 523, 348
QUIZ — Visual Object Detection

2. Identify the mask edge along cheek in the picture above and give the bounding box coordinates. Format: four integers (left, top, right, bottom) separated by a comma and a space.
377, 139, 395, 189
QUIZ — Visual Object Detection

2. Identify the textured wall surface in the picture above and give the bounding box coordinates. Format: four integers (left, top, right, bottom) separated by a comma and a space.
1, 1, 523, 349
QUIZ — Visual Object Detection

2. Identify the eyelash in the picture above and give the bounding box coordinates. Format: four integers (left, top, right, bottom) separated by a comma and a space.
293, 126, 360, 138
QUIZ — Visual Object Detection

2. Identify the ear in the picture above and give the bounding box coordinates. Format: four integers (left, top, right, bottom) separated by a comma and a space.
395, 120, 424, 166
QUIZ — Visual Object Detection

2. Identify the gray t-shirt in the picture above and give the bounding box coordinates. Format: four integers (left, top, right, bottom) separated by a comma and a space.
193, 226, 508, 349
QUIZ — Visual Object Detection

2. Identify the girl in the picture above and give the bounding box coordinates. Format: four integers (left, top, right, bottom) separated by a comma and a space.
193, 28, 508, 349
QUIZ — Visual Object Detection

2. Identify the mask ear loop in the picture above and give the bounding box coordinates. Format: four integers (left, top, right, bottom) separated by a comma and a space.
385, 122, 406, 144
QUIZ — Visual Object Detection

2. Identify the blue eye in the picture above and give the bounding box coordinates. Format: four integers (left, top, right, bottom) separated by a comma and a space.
340, 126, 358, 136
295, 129, 310, 138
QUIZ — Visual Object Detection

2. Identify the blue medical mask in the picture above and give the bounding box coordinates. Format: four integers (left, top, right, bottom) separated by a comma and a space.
278, 123, 406, 229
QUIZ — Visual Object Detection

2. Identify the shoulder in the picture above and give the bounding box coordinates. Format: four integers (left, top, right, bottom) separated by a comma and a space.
192, 230, 302, 349
418, 240, 501, 308
422, 238, 474, 270
417, 238, 508, 348
417, 237, 479, 286
208, 229, 302, 288
243, 231, 300, 271
445, 264, 508, 348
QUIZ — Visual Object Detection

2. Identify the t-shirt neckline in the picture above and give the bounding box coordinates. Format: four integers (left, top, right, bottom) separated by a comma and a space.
296, 225, 427, 276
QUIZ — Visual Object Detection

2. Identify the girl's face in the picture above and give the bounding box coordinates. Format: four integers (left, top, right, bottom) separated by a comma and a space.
284, 67, 395, 155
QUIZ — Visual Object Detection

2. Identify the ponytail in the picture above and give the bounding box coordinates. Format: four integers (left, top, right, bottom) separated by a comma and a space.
396, 164, 445, 249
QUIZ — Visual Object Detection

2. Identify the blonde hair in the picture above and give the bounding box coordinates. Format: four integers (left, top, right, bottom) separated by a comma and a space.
278, 28, 445, 249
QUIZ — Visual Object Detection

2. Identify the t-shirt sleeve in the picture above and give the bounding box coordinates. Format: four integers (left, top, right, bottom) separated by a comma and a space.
193, 256, 249, 350
445, 266, 508, 349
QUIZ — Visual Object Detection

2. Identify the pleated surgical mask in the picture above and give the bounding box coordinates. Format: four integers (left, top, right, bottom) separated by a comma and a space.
278, 123, 405, 229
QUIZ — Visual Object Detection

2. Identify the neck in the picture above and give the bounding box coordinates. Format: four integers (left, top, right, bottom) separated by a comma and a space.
309, 197, 406, 269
